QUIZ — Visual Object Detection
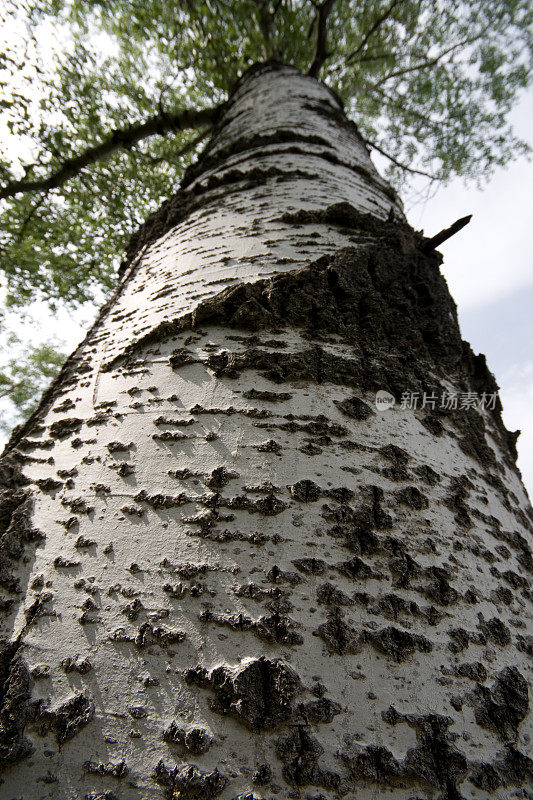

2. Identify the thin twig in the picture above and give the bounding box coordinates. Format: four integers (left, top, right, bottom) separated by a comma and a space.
373, 29, 489, 87
344, 0, 406, 66
0, 380, 22, 400
370, 84, 449, 131
364, 137, 437, 179
351, 51, 395, 64
15, 192, 47, 242
134, 128, 210, 166
308, 0, 338, 78
0, 105, 220, 201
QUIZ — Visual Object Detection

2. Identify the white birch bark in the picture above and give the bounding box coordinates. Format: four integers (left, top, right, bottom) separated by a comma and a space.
0, 63, 531, 800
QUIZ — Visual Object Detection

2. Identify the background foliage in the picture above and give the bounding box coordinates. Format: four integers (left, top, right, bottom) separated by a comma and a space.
0, 333, 65, 431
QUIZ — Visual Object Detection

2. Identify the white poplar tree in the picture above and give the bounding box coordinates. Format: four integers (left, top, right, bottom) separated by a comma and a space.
1, 62, 531, 800
1, 1, 532, 797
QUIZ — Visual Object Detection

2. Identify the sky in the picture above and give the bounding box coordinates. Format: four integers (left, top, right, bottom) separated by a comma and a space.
0, 32, 531, 496
399, 90, 533, 496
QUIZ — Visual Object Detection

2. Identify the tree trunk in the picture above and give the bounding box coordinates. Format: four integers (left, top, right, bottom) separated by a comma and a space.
1, 63, 531, 800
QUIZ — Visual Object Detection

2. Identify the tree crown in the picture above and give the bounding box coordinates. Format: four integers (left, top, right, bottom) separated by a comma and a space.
0, 0, 531, 423
1, 0, 531, 309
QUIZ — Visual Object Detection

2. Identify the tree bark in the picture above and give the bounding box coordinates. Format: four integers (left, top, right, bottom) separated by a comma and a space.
1, 63, 532, 800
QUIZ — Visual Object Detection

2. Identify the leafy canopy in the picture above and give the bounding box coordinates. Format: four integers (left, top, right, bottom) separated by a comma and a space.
0, 0, 531, 423
0, 333, 65, 432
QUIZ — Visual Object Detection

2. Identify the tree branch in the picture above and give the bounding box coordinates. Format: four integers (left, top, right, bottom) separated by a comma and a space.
373, 30, 489, 87
308, 0, 337, 78
421, 215, 472, 252
344, 0, 406, 66
0, 379, 18, 400
134, 128, 210, 167
364, 138, 437, 179
351, 50, 395, 63
254, 0, 274, 58
0, 376, 27, 400
0, 105, 221, 201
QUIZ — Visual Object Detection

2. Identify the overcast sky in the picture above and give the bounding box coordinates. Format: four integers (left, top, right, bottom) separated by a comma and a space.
401, 90, 533, 496
1, 79, 531, 496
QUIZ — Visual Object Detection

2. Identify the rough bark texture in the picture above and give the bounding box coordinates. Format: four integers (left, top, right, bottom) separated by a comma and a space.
1, 63, 532, 800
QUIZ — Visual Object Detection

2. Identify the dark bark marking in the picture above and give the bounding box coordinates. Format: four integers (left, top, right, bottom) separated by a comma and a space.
134, 623, 186, 649
290, 479, 322, 502
0, 458, 44, 595
468, 666, 528, 742
48, 418, 83, 439
470, 745, 533, 791
0, 641, 35, 771
352, 709, 469, 796
153, 761, 228, 800
38, 692, 95, 744
162, 723, 214, 754
183, 657, 303, 731
395, 485, 429, 510
364, 625, 433, 662
314, 608, 362, 655
276, 727, 340, 789
199, 609, 303, 645
83, 760, 128, 778
334, 396, 374, 420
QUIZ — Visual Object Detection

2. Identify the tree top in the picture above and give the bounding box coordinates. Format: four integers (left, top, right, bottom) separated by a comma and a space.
0, 0, 531, 308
